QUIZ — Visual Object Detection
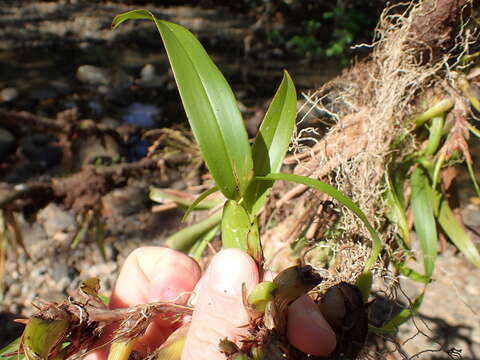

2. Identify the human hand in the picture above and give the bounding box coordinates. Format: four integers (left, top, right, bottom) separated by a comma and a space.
85, 247, 336, 360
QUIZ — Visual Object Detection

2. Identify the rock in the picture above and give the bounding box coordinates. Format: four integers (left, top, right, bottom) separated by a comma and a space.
102, 185, 148, 219
137, 64, 166, 87
37, 203, 77, 239
122, 103, 161, 129
0, 87, 18, 103
76, 65, 110, 85
0, 127, 15, 162
19, 134, 63, 170
26, 84, 59, 101
73, 134, 122, 168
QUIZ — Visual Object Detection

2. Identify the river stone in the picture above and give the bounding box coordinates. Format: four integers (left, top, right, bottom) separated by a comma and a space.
76, 65, 110, 85
0, 87, 18, 102
37, 203, 77, 239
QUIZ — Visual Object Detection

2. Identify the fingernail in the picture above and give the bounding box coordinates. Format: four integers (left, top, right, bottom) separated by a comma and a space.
205, 249, 258, 299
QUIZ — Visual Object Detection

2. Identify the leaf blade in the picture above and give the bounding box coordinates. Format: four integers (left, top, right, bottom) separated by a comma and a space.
257, 173, 382, 273
113, 10, 253, 199
410, 167, 438, 278
244, 71, 297, 213
437, 198, 480, 268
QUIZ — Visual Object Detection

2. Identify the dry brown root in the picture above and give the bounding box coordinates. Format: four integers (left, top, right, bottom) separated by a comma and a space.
264, 0, 476, 269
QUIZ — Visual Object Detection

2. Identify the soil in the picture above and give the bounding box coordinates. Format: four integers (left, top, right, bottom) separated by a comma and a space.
0, 1, 479, 360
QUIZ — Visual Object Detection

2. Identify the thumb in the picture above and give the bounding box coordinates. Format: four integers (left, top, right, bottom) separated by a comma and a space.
182, 249, 259, 360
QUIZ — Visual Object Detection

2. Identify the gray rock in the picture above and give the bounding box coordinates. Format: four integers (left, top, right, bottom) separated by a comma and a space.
137, 64, 166, 88
0, 87, 18, 103
37, 203, 77, 239
76, 65, 110, 85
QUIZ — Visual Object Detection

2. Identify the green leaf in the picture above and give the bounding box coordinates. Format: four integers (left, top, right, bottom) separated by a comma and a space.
413, 98, 453, 127
466, 157, 480, 197
410, 167, 438, 278
355, 271, 372, 302
257, 173, 382, 273
424, 115, 444, 156
244, 71, 297, 214
248, 281, 277, 312
113, 10, 253, 200
394, 261, 431, 284
23, 317, 69, 360
437, 198, 480, 268
0, 338, 24, 360
371, 292, 424, 333
165, 211, 222, 252
181, 186, 220, 222
221, 200, 251, 251
246, 217, 262, 263
189, 225, 219, 260
385, 175, 411, 248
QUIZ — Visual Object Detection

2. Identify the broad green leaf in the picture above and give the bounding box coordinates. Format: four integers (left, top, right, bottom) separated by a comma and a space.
257, 173, 382, 273
181, 186, 220, 221
221, 200, 251, 251
23, 317, 69, 360
165, 211, 222, 251
0, 338, 24, 360
410, 167, 438, 278
113, 10, 253, 200
385, 175, 411, 248
244, 71, 297, 214
437, 198, 480, 267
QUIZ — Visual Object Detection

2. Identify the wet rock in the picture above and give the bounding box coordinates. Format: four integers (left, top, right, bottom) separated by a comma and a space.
137, 63, 166, 88
102, 185, 149, 219
0, 87, 18, 103
0, 127, 15, 162
88, 101, 103, 116
127, 135, 149, 162
76, 65, 110, 85
26, 84, 59, 101
73, 134, 122, 169
37, 203, 77, 239
19, 134, 63, 170
122, 102, 161, 129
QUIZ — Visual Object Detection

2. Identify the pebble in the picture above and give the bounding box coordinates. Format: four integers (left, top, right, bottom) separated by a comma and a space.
37, 203, 77, 239
137, 63, 166, 87
76, 65, 111, 85
0, 87, 18, 102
